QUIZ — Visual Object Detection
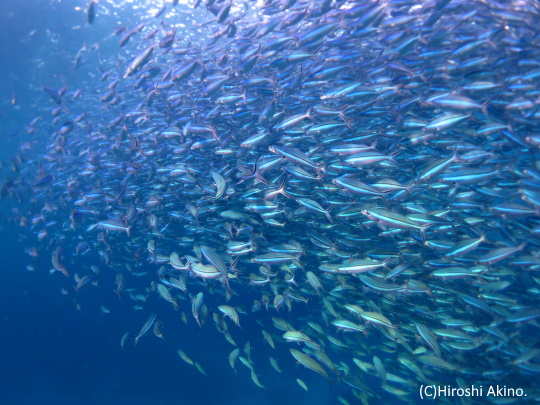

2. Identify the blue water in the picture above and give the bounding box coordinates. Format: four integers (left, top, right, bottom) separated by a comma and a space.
0, 2, 237, 404
0, 231, 340, 404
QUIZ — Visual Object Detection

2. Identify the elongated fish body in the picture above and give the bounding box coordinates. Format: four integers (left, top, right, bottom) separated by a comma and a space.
132, 314, 156, 345
87, 0, 96, 25
124, 46, 155, 78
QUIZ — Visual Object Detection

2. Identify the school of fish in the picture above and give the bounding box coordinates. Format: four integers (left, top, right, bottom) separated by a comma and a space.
3, 0, 540, 403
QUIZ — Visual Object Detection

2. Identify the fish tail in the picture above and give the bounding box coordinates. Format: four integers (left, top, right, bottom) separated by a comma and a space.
325, 209, 334, 224
114, 290, 123, 302
481, 97, 491, 118
406, 180, 416, 195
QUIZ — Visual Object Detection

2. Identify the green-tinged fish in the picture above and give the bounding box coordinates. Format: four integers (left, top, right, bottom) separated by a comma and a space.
296, 378, 308, 391
270, 357, 282, 373
290, 349, 334, 384
131, 314, 156, 346
178, 349, 195, 366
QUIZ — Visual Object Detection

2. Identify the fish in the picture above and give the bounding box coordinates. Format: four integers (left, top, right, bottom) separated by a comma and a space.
124, 46, 155, 78
290, 349, 333, 385
296, 378, 308, 391
42, 86, 62, 105
87, 0, 97, 25
131, 314, 157, 346
191, 292, 204, 327
6, 0, 540, 402
228, 348, 239, 372
373, 355, 386, 386
218, 305, 241, 328
177, 349, 195, 366
269, 357, 282, 373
